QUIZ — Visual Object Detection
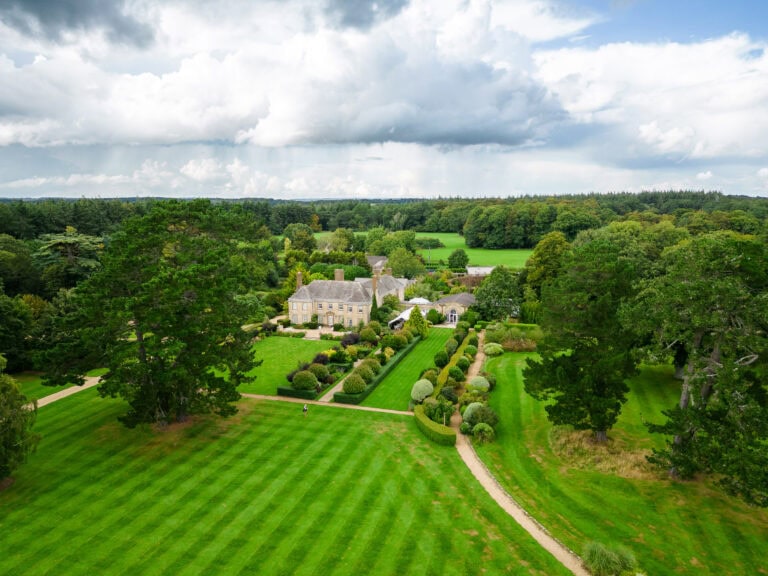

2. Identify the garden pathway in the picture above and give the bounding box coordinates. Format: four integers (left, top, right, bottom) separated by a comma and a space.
451, 330, 588, 576
35, 376, 101, 408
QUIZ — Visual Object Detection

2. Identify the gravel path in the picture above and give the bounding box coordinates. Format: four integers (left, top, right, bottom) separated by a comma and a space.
35, 376, 101, 408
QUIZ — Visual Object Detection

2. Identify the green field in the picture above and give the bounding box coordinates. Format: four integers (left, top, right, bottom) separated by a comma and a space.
362, 328, 453, 411
415, 233, 532, 268
241, 337, 334, 395
476, 353, 768, 575
0, 389, 571, 576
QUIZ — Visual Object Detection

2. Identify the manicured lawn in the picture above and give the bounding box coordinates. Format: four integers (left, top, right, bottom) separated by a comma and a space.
14, 368, 109, 402
362, 328, 453, 411
476, 353, 768, 576
241, 337, 335, 394
0, 389, 571, 576
415, 232, 532, 268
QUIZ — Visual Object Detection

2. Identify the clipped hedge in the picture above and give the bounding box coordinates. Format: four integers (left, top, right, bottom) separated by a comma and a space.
334, 335, 421, 405
414, 405, 456, 446
277, 386, 318, 399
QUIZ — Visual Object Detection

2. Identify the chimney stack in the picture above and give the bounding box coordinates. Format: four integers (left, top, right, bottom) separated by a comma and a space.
334, 268, 344, 282
296, 271, 303, 288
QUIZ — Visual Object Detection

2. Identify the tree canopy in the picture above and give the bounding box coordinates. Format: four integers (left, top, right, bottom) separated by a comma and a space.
0, 355, 39, 480
41, 200, 260, 428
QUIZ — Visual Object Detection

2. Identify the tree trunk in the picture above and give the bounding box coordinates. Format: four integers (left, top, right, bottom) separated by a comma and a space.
594, 430, 608, 443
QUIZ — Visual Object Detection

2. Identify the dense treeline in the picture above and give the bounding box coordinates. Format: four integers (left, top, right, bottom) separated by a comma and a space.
2, 191, 767, 246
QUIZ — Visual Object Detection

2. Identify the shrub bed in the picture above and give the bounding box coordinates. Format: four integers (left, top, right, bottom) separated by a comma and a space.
276, 386, 318, 400
414, 405, 456, 446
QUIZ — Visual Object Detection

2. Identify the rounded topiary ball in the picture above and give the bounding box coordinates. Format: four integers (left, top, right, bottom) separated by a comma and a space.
411, 379, 434, 402
468, 376, 490, 391
292, 370, 319, 390
462, 402, 485, 424
343, 373, 366, 394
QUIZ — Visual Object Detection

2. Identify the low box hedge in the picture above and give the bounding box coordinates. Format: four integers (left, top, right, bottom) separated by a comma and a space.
414, 405, 456, 446
277, 386, 318, 400
334, 335, 421, 405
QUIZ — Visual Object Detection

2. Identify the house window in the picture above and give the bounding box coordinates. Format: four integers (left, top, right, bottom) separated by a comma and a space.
348, 318, 353, 327
302, 315, 308, 323
292, 302, 297, 310
328, 303, 333, 310
302, 302, 307, 311
348, 305, 352, 312
318, 303, 323, 310
358, 305, 363, 312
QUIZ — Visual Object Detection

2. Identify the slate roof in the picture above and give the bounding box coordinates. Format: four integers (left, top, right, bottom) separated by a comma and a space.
435, 292, 476, 306
355, 275, 409, 294
288, 280, 371, 304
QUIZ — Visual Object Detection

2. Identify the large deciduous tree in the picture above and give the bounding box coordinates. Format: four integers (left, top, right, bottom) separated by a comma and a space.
472, 266, 521, 321
524, 239, 638, 442
0, 355, 39, 481
623, 231, 768, 504
42, 201, 259, 428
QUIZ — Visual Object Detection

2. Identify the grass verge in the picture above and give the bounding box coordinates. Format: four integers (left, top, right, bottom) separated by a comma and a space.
475, 352, 768, 576
241, 337, 334, 395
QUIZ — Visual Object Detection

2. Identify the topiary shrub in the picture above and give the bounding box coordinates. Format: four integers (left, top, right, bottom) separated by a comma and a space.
312, 353, 329, 365
360, 358, 381, 375
381, 334, 407, 351
345, 345, 359, 360
465, 405, 499, 429
292, 370, 319, 391
440, 386, 458, 403
445, 338, 458, 355
423, 397, 454, 425
448, 366, 465, 382
434, 350, 449, 368
397, 328, 414, 343
456, 356, 471, 373
368, 320, 382, 335
472, 423, 495, 444
343, 373, 366, 394
329, 348, 349, 363
464, 344, 477, 357
468, 334, 479, 347
459, 422, 473, 435
341, 331, 360, 347
308, 363, 330, 383
462, 402, 484, 424
359, 327, 378, 344
420, 368, 438, 386
483, 342, 504, 356
468, 376, 490, 391
411, 379, 434, 403
355, 365, 375, 384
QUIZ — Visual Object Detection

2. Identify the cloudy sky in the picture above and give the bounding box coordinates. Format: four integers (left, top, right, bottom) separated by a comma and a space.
1, 0, 767, 199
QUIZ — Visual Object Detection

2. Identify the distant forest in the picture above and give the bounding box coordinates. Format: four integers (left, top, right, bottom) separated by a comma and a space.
1, 190, 767, 248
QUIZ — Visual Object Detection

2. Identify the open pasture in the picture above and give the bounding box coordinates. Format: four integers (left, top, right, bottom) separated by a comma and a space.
363, 328, 453, 411
415, 233, 532, 268
476, 353, 768, 575
0, 389, 570, 576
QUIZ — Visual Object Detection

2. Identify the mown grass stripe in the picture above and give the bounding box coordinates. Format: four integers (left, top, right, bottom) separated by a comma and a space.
111, 426, 281, 575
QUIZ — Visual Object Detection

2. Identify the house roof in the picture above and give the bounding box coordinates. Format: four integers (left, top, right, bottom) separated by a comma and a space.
366, 255, 388, 270
466, 266, 495, 276
288, 280, 371, 304
435, 292, 476, 307
407, 297, 431, 305
355, 274, 410, 295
